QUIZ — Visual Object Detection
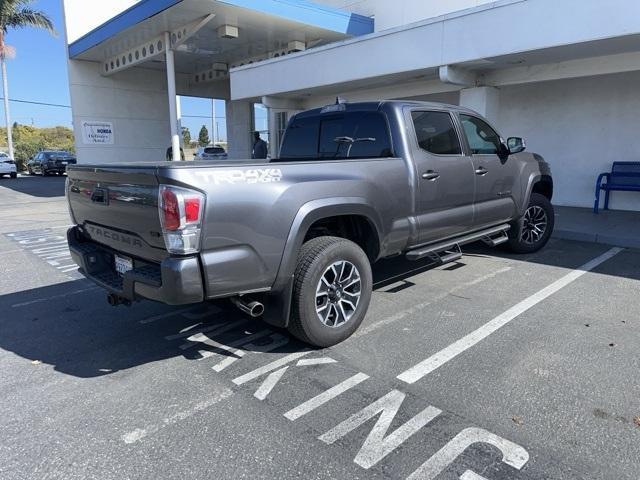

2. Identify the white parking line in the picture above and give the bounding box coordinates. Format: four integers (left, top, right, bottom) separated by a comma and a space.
397, 247, 624, 384
233, 351, 311, 386
354, 266, 512, 338
11, 286, 100, 308
139, 307, 195, 324
297, 358, 338, 367
254, 366, 289, 400
179, 319, 248, 350
121, 387, 234, 444
284, 372, 369, 421
211, 333, 288, 371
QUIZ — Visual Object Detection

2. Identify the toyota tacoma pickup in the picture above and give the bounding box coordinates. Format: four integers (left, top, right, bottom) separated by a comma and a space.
67, 101, 554, 347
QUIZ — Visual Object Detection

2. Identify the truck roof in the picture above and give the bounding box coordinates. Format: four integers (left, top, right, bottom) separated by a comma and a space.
298, 100, 480, 118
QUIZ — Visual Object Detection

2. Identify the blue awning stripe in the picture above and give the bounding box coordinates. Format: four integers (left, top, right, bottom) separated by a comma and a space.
68, 0, 374, 59
69, 0, 183, 58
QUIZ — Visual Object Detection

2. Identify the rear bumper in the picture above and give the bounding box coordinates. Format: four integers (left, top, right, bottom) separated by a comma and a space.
46, 164, 70, 173
67, 227, 204, 305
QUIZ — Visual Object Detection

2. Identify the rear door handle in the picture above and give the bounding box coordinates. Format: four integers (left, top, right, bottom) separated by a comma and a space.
422, 171, 440, 181
475, 167, 489, 176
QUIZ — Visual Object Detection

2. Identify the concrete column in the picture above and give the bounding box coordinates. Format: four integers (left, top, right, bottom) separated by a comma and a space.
225, 100, 253, 160
267, 106, 277, 158
262, 97, 304, 158
165, 32, 180, 161
459, 86, 500, 121
176, 95, 183, 147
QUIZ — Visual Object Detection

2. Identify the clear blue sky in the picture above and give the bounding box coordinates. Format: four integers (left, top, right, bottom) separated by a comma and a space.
2, 0, 268, 141
2, 0, 71, 127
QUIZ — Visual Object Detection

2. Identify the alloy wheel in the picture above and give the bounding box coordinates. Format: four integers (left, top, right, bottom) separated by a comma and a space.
521, 205, 548, 245
315, 260, 362, 327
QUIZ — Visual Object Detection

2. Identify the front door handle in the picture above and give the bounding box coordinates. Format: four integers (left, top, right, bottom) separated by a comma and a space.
475, 167, 489, 176
422, 171, 440, 181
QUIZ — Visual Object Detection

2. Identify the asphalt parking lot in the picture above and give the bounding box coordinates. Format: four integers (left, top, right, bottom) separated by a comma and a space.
0, 175, 638, 480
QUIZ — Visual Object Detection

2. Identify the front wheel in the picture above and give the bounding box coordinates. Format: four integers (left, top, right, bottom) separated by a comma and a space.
507, 193, 555, 254
10, 172, 16, 179
288, 236, 372, 348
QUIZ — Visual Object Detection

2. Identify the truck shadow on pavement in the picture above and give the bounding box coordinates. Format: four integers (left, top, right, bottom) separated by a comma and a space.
0, 255, 446, 379
0, 280, 306, 378
0, 238, 636, 379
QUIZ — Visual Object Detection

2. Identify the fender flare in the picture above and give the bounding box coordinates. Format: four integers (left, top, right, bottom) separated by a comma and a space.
520, 173, 555, 217
262, 197, 384, 328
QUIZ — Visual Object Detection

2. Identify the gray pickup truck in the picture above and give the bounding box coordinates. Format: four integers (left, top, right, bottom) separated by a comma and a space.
67, 101, 554, 347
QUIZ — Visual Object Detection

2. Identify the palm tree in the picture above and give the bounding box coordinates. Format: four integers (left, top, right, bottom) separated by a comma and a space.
0, 0, 55, 159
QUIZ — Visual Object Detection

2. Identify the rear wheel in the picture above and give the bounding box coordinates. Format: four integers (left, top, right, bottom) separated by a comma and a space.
507, 193, 554, 254
289, 236, 372, 348
10, 172, 16, 179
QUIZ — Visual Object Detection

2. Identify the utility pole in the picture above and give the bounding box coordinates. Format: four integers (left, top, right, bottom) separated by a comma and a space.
211, 99, 216, 145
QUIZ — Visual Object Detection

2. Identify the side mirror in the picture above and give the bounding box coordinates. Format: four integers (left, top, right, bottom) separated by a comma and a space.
507, 137, 526, 154
497, 142, 510, 161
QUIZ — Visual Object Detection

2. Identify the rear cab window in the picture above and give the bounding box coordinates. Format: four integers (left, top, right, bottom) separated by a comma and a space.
278, 110, 393, 161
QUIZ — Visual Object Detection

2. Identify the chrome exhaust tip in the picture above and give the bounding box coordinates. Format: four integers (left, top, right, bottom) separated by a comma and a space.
231, 296, 264, 318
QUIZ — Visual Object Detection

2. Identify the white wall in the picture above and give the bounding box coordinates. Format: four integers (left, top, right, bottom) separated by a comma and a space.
496, 72, 640, 212
68, 60, 179, 163
231, 0, 640, 101
62, 0, 140, 43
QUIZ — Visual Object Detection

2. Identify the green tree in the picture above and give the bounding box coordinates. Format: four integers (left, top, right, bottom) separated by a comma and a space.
0, 0, 56, 160
181, 126, 191, 146
0, 123, 75, 171
198, 125, 210, 146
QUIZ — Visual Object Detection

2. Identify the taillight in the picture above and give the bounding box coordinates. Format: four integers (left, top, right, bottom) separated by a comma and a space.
185, 197, 201, 223
158, 185, 205, 254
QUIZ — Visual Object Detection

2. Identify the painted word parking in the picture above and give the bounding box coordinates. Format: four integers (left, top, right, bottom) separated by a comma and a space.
162, 319, 531, 480
5, 228, 77, 274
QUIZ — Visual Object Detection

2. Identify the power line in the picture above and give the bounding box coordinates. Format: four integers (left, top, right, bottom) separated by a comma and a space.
182, 114, 226, 119
0, 98, 236, 120
0, 97, 72, 109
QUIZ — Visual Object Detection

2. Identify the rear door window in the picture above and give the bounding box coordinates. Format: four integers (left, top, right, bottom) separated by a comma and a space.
411, 111, 462, 155
279, 116, 320, 159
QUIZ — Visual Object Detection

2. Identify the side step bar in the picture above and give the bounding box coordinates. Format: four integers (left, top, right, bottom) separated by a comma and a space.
406, 224, 511, 262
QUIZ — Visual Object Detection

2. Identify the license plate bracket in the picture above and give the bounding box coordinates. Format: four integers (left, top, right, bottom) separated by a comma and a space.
114, 254, 133, 276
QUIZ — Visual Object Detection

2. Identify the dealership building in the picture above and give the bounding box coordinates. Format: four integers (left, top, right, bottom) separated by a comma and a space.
62, 0, 640, 211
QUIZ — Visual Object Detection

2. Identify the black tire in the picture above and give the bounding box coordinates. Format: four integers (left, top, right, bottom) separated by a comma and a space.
507, 193, 554, 254
289, 236, 372, 348
10, 172, 17, 179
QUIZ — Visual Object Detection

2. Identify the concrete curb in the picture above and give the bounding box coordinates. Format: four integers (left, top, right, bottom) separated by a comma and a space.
553, 229, 640, 250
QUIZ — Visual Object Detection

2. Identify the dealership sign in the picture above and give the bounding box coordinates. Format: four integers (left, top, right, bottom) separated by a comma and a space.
81, 121, 114, 145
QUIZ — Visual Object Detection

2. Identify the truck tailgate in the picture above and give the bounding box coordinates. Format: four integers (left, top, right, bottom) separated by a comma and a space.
67, 165, 166, 260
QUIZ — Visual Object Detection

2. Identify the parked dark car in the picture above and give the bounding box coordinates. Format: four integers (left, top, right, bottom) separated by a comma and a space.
28, 151, 77, 176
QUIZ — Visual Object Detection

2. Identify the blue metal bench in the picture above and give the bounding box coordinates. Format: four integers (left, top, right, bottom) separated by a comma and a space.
594, 162, 640, 213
